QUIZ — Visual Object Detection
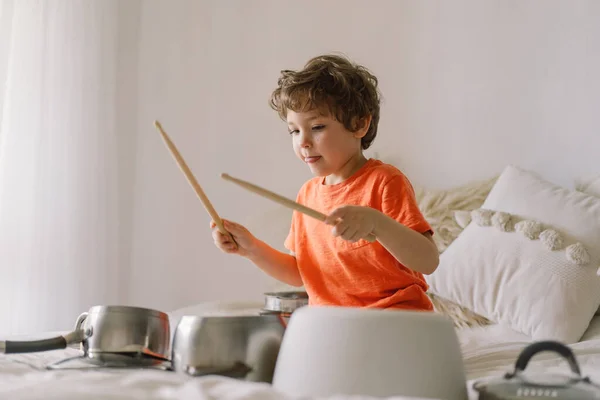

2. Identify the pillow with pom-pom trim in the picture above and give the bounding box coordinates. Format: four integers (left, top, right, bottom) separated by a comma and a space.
426, 165, 600, 344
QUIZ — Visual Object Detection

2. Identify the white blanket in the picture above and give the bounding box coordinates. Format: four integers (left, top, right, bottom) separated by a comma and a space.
3, 301, 600, 400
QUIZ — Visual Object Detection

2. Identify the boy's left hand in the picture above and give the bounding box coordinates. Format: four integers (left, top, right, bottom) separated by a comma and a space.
324, 205, 379, 243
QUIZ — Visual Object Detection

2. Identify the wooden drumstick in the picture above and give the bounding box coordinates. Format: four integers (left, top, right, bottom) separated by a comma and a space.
221, 173, 376, 243
154, 120, 236, 245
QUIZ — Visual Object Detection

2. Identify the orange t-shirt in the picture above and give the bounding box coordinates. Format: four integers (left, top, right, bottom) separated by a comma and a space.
284, 158, 434, 311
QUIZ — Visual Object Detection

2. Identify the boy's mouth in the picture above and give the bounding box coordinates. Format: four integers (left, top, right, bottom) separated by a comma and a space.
304, 156, 321, 164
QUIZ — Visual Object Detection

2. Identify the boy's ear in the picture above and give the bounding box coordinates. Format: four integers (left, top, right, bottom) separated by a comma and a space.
353, 115, 372, 139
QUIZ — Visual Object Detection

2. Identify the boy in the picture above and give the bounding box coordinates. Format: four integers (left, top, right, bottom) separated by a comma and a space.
211, 54, 439, 311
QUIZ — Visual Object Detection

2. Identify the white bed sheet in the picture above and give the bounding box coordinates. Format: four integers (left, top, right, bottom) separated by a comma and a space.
3, 302, 600, 400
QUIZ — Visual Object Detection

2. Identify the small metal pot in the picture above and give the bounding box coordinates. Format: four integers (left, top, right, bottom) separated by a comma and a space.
260, 291, 308, 326
171, 315, 286, 383
0, 305, 171, 362
263, 291, 308, 314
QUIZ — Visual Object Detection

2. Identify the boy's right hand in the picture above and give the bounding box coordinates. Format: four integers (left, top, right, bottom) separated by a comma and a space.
210, 219, 258, 258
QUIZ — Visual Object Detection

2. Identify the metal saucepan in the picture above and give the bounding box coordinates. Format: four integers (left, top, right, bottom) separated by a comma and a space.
171, 314, 286, 383
263, 291, 308, 314
260, 291, 309, 327
0, 305, 171, 362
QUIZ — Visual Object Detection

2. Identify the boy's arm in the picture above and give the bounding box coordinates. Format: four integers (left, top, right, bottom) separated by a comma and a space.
373, 174, 439, 275
371, 212, 439, 275
247, 240, 303, 286
325, 174, 439, 275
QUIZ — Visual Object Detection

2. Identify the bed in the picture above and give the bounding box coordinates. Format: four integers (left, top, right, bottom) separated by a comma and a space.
2, 167, 599, 399
3, 307, 600, 400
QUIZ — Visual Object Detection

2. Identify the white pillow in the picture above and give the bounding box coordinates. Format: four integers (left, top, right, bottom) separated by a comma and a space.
576, 174, 600, 198
426, 165, 600, 344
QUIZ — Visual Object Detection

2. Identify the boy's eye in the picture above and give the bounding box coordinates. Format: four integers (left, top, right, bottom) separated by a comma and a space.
288, 129, 299, 135
312, 125, 325, 131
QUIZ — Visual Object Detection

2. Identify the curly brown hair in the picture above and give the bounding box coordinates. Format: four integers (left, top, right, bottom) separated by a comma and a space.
269, 54, 381, 150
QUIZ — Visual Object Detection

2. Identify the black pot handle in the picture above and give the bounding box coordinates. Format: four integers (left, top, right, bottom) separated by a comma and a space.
506, 340, 583, 379
1, 336, 68, 354
0, 312, 90, 355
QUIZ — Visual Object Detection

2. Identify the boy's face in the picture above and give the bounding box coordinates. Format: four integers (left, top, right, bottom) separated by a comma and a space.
286, 108, 366, 183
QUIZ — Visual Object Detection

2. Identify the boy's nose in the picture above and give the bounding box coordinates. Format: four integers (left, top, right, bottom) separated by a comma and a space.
299, 132, 312, 147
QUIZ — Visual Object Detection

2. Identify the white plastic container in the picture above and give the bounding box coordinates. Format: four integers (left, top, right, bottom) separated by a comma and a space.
272, 306, 468, 400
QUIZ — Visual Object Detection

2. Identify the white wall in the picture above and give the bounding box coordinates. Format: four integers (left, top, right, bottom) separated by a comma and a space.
127, 0, 600, 312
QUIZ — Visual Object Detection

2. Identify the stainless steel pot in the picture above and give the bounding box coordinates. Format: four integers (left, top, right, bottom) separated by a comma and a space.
263, 291, 308, 314
260, 291, 308, 327
0, 305, 170, 362
171, 315, 286, 383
